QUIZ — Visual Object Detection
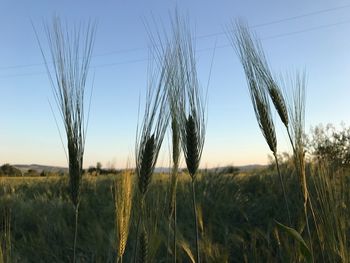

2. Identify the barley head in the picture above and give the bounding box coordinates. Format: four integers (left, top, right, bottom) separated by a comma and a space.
138, 229, 149, 263
268, 85, 289, 127
138, 135, 156, 195
185, 115, 200, 178
171, 119, 180, 168
255, 94, 277, 154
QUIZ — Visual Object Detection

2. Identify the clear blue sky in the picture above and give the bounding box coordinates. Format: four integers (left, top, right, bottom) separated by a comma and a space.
1, 0, 350, 169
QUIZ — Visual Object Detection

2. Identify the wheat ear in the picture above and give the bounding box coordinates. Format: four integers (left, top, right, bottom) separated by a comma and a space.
137, 229, 148, 263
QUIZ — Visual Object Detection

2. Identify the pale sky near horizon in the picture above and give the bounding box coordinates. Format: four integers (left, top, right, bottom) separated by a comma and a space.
1, 0, 350, 169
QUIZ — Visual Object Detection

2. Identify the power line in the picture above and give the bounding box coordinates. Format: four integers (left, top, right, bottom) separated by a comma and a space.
204, 19, 350, 50
262, 18, 350, 40
1, 3, 350, 71
1, 18, 350, 79
0, 57, 150, 78
0, 47, 146, 70
1, 17, 350, 79
253, 3, 350, 28
198, 3, 350, 39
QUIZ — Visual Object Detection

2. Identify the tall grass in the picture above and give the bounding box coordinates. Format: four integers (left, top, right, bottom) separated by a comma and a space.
0, 207, 11, 263
310, 163, 350, 262
36, 17, 96, 262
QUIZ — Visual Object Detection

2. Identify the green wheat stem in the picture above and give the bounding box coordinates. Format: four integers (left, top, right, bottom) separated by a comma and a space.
274, 152, 292, 225
191, 178, 200, 263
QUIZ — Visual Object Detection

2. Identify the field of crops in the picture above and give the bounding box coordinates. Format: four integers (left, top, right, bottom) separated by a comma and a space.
1, 7, 350, 262
0, 165, 349, 262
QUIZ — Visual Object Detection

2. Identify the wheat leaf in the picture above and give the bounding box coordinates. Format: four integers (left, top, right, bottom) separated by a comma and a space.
275, 220, 312, 263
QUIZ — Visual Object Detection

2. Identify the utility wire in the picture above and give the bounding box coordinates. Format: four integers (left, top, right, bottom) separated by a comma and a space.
1, 16, 350, 79
1, 3, 350, 71
198, 2, 350, 39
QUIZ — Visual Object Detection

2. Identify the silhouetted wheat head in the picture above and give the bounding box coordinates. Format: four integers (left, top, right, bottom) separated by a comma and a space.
37, 17, 96, 209
135, 63, 169, 197
138, 135, 155, 196
137, 229, 148, 263
185, 115, 200, 177
178, 45, 205, 180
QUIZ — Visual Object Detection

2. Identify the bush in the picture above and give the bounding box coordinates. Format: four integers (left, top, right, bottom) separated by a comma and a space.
0, 164, 22, 177
308, 123, 350, 169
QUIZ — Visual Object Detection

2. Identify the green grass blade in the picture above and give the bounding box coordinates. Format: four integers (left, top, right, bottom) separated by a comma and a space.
275, 220, 312, 263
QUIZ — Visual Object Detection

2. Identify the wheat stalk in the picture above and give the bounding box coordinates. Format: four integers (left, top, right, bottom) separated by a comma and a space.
134, 53, 169, 262
174, 22, 206, 263
146, 15, 186, 262
148, 14, 206, 261
167, 101, 181, 263
35, 16, 96, 263
281, 73, 308, 207
280, 72, 316, 260
135, 57, 169, 197
228, 21, 291, 225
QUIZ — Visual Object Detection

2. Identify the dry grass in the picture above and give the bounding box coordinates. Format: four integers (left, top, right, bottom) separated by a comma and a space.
311, 163, 349, 262
113, 170, 134, 263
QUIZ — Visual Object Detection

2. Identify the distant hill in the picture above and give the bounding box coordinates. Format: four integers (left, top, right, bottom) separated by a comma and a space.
237, 164, 266, 172
204, 164, 266, 173
14, 164, 68, 173
11, 163, 266, 174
